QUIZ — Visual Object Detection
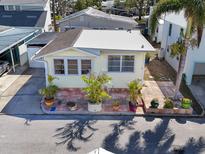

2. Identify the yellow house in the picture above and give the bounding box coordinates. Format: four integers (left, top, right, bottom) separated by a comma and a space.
34, 29, 155, 88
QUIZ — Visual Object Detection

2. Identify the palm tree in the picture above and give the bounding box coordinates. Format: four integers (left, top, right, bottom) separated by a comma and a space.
52, 0, 57, 32
150, 0, 205, 98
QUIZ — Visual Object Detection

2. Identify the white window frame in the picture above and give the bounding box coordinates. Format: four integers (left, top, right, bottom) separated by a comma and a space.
107, 55, 135, 73
53, 58, 65, 75
53, 57, 92, 76
67, 59, 79, 75
4, 5, 21, 11
81, 59, 92, 75
4, 5, 9, 11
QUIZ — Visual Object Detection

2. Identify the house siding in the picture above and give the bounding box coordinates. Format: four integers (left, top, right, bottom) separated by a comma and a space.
44, 48, 145, 88
184, 31, 205, 85
160, 19, 205, 85
160, 21, 185, 71
59, 14, 136, 32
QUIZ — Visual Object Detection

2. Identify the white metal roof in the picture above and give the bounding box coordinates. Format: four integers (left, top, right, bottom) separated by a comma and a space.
60, 7, 137, 25
74, 29, 155, 52
35, 29, 155, 58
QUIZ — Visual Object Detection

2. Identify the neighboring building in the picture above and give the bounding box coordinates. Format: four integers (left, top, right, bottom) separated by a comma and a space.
0, 0, 52, 31
34, 29, 155, 88
101, 0, 114, 12
0, 26, 41, 71
58, 7, 138, 32
160, 11, 205, 85
27, 32, 58, 68
148, 6, 164, 43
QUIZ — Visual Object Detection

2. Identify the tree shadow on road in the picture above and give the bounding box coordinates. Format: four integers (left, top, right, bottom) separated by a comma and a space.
103, 119, 175, 154
54, 120, 98, 151
182, 137, 205, 154
103, 118, 205, 154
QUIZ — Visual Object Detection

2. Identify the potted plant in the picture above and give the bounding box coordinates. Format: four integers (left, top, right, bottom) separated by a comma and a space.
163, 98, 174, 109
128, 80, 143, 112
39, 75, 58, 107
181, 98, 192, 109
67, 101, 77, 111
163, 98, 174, 114
145, 53, 151, 64
150, 98, 159, 108
112, 100, 120, 111
82, 73, 112, 112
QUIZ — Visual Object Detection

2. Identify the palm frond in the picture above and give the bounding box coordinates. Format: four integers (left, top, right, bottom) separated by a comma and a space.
197, 25, 204, 47
150, 0, 183, 35
183, 0, 205, 46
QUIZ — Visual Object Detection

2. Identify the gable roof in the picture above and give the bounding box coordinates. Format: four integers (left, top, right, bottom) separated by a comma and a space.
35, 29, 155, 58
59, 7, 137, 25
0, 11, 47, 28
35, 29, 83, 57
0, 0, 48, 6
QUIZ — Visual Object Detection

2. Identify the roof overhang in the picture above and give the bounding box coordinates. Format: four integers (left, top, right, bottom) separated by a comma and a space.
34, 47, 99, 60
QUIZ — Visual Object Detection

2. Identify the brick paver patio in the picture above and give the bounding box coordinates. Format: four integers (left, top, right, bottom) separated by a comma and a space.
41, 81, 186, 115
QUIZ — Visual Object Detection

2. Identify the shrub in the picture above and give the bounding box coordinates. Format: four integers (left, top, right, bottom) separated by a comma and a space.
128, 79, 143, 105
163, 98, 174, 109
82, 73, 111, 104
112, 100, 120, 107
181, 98, 192, 109
39, 75, 58, 99
150, 98, 159, 108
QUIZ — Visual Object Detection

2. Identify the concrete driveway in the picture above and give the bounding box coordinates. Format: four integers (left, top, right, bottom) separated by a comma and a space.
0, 68, 45, 114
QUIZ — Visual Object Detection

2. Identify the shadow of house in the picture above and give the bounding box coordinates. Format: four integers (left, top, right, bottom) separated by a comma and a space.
1, 68, 45, 115
103, 119, 175, 154
54, 120, 98, 151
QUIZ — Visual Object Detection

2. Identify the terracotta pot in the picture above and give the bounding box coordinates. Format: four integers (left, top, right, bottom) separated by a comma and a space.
129, 101, 137, 112
112, 105, 120, 111
44, 98, 54, 107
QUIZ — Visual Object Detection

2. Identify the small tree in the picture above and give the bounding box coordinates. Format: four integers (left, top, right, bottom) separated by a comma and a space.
82, 74, 112, 104
75, 0, 86, 11
75, 0, 102, 11
126, 0, 149, 20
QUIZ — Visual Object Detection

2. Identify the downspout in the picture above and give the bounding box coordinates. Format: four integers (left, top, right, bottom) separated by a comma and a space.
35, 58, 48, 86
43, 60, 49, 87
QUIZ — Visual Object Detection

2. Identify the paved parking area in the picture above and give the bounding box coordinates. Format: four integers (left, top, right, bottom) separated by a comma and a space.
189, 79, 205, 109
0, 68, 45, 114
